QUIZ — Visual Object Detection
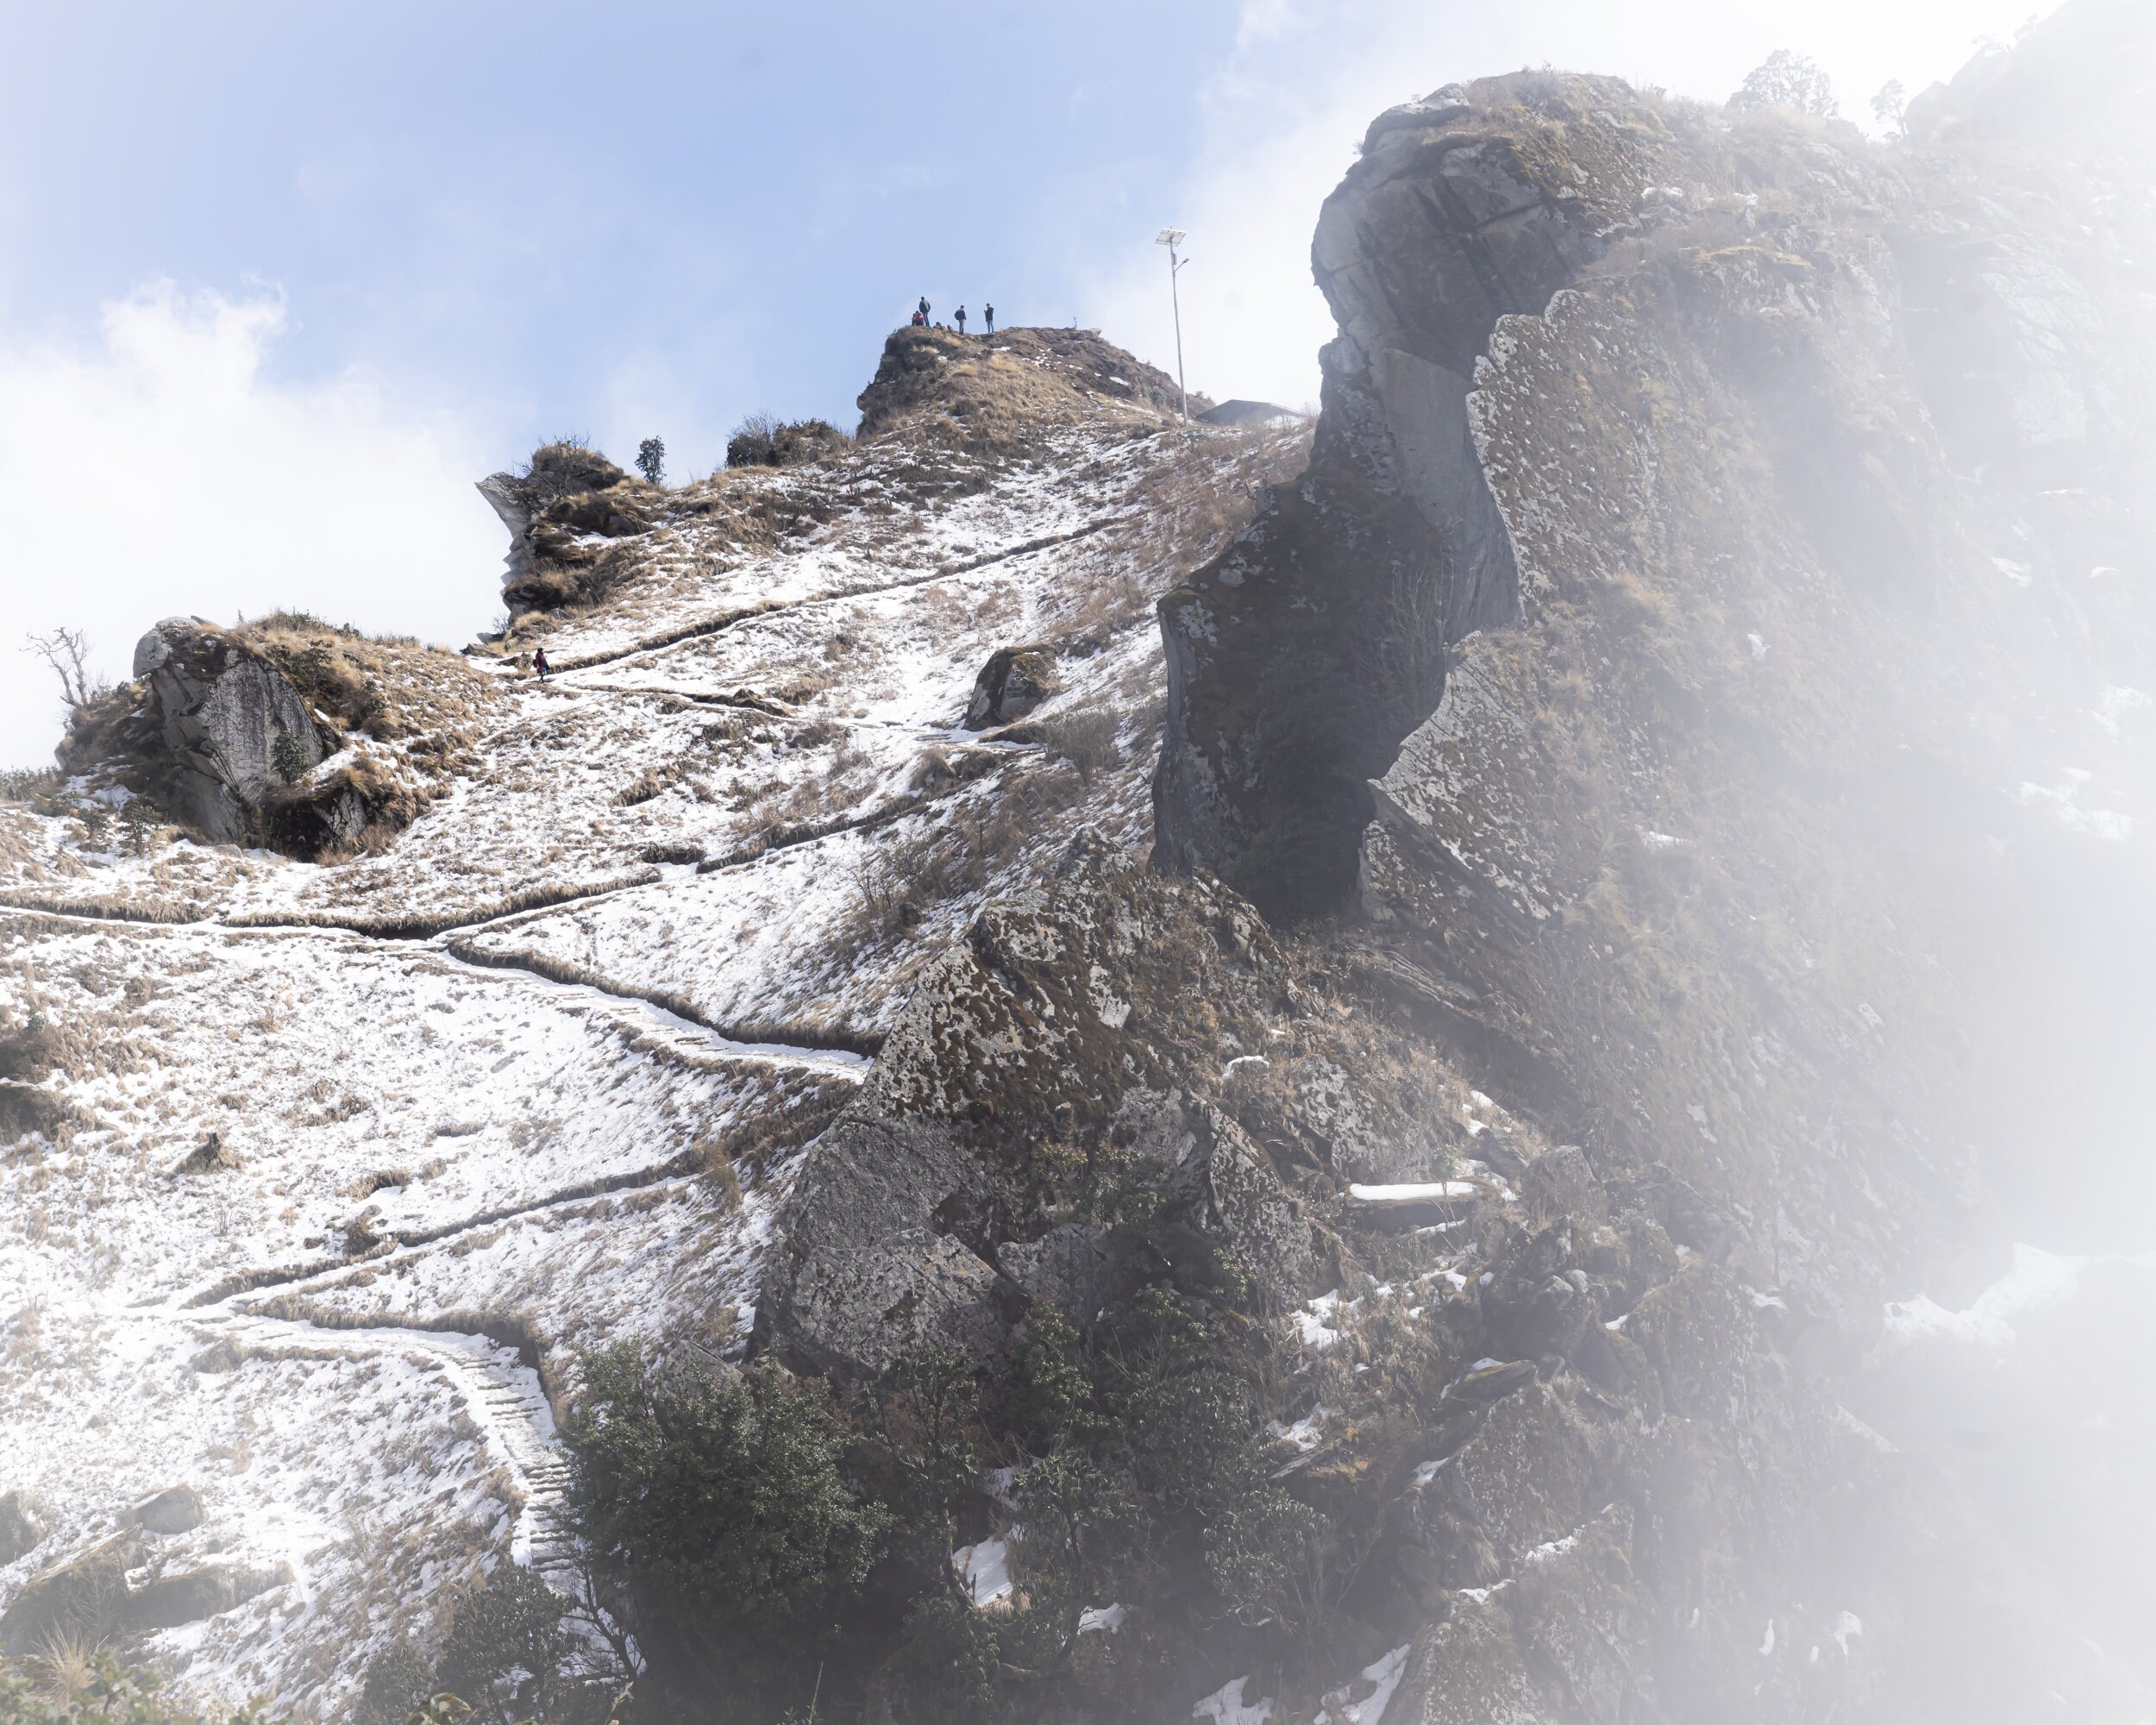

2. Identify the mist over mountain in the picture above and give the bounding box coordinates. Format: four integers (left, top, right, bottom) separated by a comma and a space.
3, 4, 2153, 1722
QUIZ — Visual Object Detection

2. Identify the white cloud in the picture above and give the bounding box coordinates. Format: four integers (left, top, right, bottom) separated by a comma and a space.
1083, 0, 2061, 411
0, 283, 502, 767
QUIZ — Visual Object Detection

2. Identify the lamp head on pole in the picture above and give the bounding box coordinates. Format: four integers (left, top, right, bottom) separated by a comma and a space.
1155, 228, 1187, 249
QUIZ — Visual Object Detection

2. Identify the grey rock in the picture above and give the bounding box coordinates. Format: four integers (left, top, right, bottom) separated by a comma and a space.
0, 1491, 44, 1565
998, 1224, 1139, 1324
1155, 78, 1634, 920
0, 1536, 133, 1653
963, 644, 1059, 729
772, 1227, 1008, 1381
128, 1483, 204, 1535
475, 473, 536, 593
1169, 1099, 1314, 1309
122, 1565, 279, 1633
128, 619, 344, 846
762, 1111, 1008, 1379
1359, 98, 1470, 154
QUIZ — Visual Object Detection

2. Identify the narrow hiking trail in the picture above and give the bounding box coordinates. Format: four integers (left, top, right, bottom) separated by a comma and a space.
0, 369, 1310, 1711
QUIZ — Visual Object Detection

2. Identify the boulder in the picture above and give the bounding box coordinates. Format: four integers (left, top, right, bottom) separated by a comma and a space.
0, 1490, 44, 1565
761, 833, 1319, 1379
774, 1226, 1012, 1381
127, 1484, 203, 1536
122, 1565, 279, 1633
997, 1223, 1139, 1325
963, 645, 1058, 729
128, 619, 354, 848
0, 1536, 133, 1653
755, 1110, 1010, 1380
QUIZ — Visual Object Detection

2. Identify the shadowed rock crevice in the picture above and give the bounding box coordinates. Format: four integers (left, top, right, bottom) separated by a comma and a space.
1155, 73, 1664, 924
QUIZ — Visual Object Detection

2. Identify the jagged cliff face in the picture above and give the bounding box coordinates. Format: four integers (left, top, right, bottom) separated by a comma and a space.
1149, 3, 2156, 1719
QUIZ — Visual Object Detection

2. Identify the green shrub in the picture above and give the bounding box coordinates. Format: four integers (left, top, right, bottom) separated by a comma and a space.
856, 1345, 984, 1569
433, 1565, 592, 1725
1202, 1486, 1321, 1628
354, 1646, 432, 1725
564, 1347, 889, 1713
270, 731, 310, 786
119, 800, 156, 856
0, 1652, 275, 1725
724, 415, 845, 470
887, 1594, 1002, 1725
0, 768, 62, 806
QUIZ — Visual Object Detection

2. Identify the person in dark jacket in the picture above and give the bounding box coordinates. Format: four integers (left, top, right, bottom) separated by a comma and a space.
532, 647, 550, 681
917, 295, 931, 325
955, 304, 968, 335
984, 302, 995, 335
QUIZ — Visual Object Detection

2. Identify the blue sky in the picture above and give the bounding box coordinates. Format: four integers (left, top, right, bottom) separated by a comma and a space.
0, 0, 2053, 765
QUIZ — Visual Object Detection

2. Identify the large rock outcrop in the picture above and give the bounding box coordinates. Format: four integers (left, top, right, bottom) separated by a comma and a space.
48, 616, 474, 861
1143, 4, 2156, 1717
758, 832, 1335, 1380
128, 618, 351, 848
478, 441, 656, 615
855, 324, 1198, 448
1154, 73, 1664, 923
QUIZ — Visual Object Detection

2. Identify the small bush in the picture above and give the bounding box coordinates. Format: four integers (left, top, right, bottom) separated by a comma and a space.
564, 1347, 889, 1713
433, 1565, 594, 1725
354, 1647, 432, 1725
269, 731, 310, 786
724, 414, 846, 470
1034, 709, 1119, 784
0, 1650, 278, 1724
887, 1594, 1002, 1725
0, 768, 62, 806
118, 800, 156, 856
635, 436, 666, 486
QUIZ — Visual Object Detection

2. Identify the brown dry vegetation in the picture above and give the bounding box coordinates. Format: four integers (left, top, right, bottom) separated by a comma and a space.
854, 325, 1202, 451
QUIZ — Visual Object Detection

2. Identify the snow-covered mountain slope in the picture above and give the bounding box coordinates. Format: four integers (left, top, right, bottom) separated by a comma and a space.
0, 335, 1305, 1713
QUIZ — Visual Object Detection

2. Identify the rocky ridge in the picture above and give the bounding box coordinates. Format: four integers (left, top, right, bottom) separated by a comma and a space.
0, 326, 1304, 1715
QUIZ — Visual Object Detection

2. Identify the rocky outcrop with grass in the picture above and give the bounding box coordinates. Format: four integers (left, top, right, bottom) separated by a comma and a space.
46, 613, 499, 863
856, 324, 1201, 450
123, 618, 339, 845
478, 440, 662, 614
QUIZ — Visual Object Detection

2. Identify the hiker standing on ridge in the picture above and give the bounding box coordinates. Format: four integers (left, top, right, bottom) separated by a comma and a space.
532, 647, 550, 681
984, 303, 994, 335
955, 304, 968, 335
917, 295, 931, 326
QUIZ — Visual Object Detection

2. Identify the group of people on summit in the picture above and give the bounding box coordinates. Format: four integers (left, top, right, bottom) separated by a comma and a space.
912, 295, 993, 336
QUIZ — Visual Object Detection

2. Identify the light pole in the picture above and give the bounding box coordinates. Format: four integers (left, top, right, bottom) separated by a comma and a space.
1155, 229, 1189, 424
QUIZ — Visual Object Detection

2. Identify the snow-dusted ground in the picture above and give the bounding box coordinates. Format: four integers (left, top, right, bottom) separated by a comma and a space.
0, 413, 1305, 1714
